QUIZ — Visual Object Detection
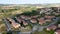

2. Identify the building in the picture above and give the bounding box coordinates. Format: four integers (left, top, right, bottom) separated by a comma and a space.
31, 15, 39, 19
7, 18, 20, 28
45, 15, 55, 19
15, 17, 22, 23
38, 18, 45, 25
45, 19, 52, 22
20, 15, 26, 19
26, 16, 31, 19
58, 24, 60, 28
20, 15, 31, 20
55, 12, 60, 15
11, 22, 20, 28
30, 18, 37, 23
46, 25, 57, 31
55, 28, 60, 34
22, 20, 28, 26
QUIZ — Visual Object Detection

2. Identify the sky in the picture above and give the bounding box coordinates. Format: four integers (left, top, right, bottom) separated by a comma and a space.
0, 0, 60, 4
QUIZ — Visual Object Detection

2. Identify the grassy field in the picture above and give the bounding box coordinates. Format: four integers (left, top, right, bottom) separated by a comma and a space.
0, 7, 36, 19
32, 28, 54, 34
20, 26, 32, 32
32, 30, 54, 34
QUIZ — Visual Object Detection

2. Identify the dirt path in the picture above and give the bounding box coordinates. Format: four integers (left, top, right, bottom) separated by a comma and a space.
0, 24, 5, 29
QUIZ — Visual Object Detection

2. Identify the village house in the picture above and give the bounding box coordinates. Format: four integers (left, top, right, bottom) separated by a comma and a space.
25, 16, 31, 19
45, 18, 52, 22
55, 28, 60, 34
45, 11, 52, 15
7, 18, 20, 28
41, 8, 50, 14
50, 7, 58, 12
58, 24, 60, 28
53, 12, 56, 14
11, 21, 21, 28
55, 12, 60, 15
38, 17, 45, 25
37, 7, 52, 14
37, 8, 46, 14
20, 15, 26, 19
20, 15, 31, 20
15, 17, 22, 23
30, 18, 37, 24
22, 20, 28, 26
44, 15, 55, 19
31, 15, 39, 19
46, 25, 57, 31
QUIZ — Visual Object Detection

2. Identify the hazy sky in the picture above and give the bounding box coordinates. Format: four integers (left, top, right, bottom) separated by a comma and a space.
0, 0, 60, 4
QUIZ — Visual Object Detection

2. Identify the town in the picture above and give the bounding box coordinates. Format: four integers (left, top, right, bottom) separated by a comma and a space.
3, 6, 60, 34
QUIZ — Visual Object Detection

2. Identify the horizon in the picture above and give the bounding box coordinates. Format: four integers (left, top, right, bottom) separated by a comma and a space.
0, 0, 60, 4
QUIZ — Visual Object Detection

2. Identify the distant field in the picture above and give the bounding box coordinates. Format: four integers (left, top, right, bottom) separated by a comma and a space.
0, 6, 36, 19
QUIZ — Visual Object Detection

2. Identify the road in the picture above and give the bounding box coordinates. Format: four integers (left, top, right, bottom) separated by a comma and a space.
44, 17, 60, 28
20, 32, 31, 34
3, 18, 12, 31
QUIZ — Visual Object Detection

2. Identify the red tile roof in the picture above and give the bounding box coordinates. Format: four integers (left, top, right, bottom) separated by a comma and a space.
22, 20, 28, 26
7, 18, 20, 28
20, 15, 31, 19
20, 15, 26, 19
38, 18, 45, 25
31, 15, 39, 18
30, 19, 37, 23
45, 15, 55, 19
12, 22, 20, 28
55, 29, 60, 34
47, 25, 57, 31
45, 19, 52, 22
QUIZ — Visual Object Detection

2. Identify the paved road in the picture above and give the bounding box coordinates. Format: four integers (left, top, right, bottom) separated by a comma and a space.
20, 32, 31, 34
45, 17, 60, 28
3, 18, 12, 31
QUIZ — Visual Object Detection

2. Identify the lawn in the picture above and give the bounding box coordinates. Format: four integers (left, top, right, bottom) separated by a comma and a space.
20, 26, 32, 32
32, 30, 54, 34
32, 28, 54, 34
